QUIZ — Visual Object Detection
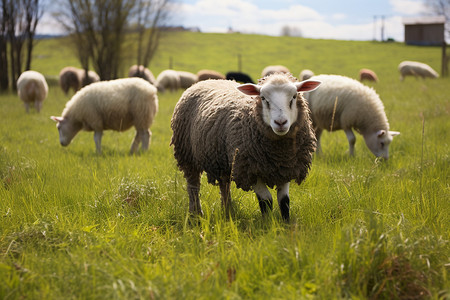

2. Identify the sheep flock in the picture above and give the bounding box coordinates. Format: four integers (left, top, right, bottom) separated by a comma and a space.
13, 56, 440, 220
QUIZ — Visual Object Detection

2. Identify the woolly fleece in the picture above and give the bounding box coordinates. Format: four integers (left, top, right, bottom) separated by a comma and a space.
171, 76, 316, 191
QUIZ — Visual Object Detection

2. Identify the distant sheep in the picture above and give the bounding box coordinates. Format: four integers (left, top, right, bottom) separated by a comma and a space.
398, 61, 439, 81
299, 69, 314, 81
17, 70, 48, 113
177, 71, 198, 89
128, 65, 156, 84
171, 73, 321, 221
197, 69, 226, 81
359, 68, 378, 82
155, 69, 181, 92
59, 67, 100, 95
51, 78, 158, 154
226, 71, 255, 83
304, 74, 400, 159
261, 65, 290, 77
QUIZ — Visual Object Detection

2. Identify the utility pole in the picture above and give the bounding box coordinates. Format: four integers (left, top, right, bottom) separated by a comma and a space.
373, 16, 377, 41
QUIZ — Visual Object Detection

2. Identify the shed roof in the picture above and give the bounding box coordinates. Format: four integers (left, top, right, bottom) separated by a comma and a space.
403, 16, 446, 25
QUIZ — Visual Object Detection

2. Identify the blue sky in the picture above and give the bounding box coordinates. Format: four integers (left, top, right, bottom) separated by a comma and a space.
37, 0, 432, 41
170, 0, 431, 41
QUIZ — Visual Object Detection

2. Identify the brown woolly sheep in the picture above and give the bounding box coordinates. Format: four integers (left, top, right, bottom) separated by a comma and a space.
59, 67, 100, 95
17, 70, 48, 113
359, 68, 378, 82
51, 78, 158, 154
128, 65, 156, 84
171, 73, 321, 221
197, 69, 226, 81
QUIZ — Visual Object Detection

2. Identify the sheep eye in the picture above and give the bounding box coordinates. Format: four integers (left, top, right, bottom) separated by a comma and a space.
380, 142, 385, 148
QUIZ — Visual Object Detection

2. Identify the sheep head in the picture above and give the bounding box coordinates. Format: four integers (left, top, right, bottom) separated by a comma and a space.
237, 77, 321, 136
51, 116, 82, 147
363, 130, 401, 160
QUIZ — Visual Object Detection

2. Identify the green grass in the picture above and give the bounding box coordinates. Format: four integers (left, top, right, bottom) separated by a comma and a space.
1, 32, 449, 299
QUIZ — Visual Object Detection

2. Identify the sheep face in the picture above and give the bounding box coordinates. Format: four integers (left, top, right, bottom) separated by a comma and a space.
237, 79, 321, 136
363, 130, 400, 160
51, 116, 82, 147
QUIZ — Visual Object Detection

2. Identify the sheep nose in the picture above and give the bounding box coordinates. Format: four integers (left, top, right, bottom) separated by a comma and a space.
275, 119, 287, 126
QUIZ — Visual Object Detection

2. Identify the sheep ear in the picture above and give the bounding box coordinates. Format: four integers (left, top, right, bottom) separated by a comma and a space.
236, 83, 261, 96
389, 131, 400, 137
377, 130, 386, 138
295, 80, 321, 92
51, 116, 63, 123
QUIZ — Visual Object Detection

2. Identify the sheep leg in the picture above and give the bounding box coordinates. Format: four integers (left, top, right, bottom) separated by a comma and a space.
218, 177, 232, 214
130, 129, 150, 154
344, 129, 356, 156
315, 127, 323, 154
34, 101, 42, 113
24, 103, 30, 113
94, 131, 103, 154
253, 178, 273, 216
185, 170, 203, 216
140, 129, 151, 151
277, 182, 290, 221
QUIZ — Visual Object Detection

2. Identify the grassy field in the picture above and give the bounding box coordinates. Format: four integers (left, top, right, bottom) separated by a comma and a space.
1, 32, 449, 299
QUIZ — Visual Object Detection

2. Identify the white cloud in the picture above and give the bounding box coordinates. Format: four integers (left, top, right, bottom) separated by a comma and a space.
172, 0, 407, 41
389, 0, 429, 15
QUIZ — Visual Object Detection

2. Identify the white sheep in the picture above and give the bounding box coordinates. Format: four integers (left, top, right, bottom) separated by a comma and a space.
171, 73, 321, 221
155, 69, 180, 92
299, 69, 314, 81
177, 71, 198, 89
261, 65, 290, 77
51, 78, 158, 154
16, 70, 48, 113
304, 74, 400, 159
398, 61, 438, 81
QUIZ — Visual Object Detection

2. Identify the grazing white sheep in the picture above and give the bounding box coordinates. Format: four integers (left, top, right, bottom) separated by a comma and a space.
17, 70, 48, 113
177, 71, 198, 89
304, 74, 400, 160
171, 73, 321, 221
299, 69, 314, 81
51, 78, 158, 154
261, 65, 290, 77
398, 61, 438, 81
128, 65, 156, 84
155, 70, 180, 93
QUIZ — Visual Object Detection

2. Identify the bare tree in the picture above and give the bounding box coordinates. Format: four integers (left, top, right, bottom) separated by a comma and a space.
55, 0, 171, 80
426, 0, 450, 39
0, 0, 9, 90
0, 0, 42, 91
55, 0, 137, 81
280, 25, 302, 37
134, 0, 170, 69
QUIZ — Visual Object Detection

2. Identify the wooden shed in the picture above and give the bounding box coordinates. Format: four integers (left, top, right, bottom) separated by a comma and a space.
403, 16, 446, 46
